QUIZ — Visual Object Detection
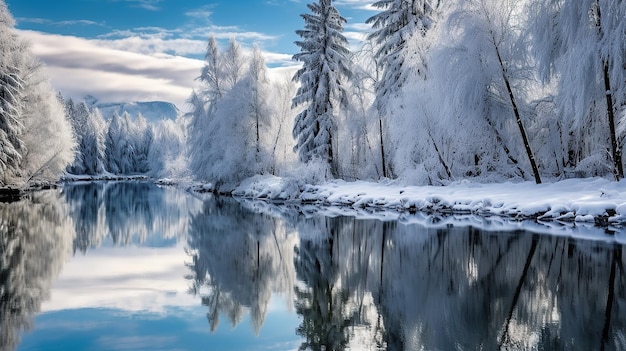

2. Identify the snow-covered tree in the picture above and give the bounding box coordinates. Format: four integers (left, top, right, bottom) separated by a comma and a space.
148, 117, 188, 179
188, 38, 276, 189
188, 36, 224, 179
0, 3, 25, 184
528, 0, 626, 179
366, 0, 442, 177
292, 0, 353, 178
0, 1, 75, 186
65, 100, 106, 175
199, 35, 224, 106
133, 113, 153, 173
223, 37, 245, 91
248, 45, 272, 166
427, 0, 541, 183
105, 112, 134, 174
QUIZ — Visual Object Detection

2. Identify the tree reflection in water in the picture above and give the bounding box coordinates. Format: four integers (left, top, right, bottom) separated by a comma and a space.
64, 181, 197, 253
0, 191, 73, 351
187, 199, 626, 351
186, 196, 297, 334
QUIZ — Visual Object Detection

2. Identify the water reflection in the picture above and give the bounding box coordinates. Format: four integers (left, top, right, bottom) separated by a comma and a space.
64, 181, 197, 252
186, 197, 297, 334
291, 217, 626, 351
2, 183, 626, 351
188, 197, 626, 351
0, 191, 73, 351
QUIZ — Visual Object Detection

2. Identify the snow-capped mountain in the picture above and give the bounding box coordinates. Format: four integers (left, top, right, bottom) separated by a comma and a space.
85, 95, 180, 122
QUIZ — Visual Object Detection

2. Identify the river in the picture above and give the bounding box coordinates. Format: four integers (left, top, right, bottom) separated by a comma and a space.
1, 181, 624, 351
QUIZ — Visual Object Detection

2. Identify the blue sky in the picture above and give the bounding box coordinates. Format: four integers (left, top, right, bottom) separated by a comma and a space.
6, 0, 375, 108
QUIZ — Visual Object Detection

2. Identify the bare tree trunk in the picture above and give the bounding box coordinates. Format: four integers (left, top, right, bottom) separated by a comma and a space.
492, 37, 542, 184
428, 129, 452, 180
603, 63, 623, 180
379, 118, 388, 178
595, 1, 623, 180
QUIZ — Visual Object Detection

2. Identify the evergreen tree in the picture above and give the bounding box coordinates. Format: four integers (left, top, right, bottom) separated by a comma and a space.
292, 0, 352, 178
133, 113, 153, 173
0, 0, 75, 185
366, 0, 442, 178
0, 1, 26, 184
105, 112, 135, 174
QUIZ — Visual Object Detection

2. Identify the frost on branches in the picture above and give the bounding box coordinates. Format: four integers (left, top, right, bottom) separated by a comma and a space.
0, 0, 75, 186
292, 0, 352, 178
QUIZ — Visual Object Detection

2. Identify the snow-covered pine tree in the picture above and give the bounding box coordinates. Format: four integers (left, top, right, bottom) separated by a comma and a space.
292, 0, 352, 178
0, 0, 75, 185
133, 113, 153, 173
366, 0, 441, 178
83, 108, 106, 175
105, 112, 136, 174
0, 1, 26, 184
529, 0, 626, 179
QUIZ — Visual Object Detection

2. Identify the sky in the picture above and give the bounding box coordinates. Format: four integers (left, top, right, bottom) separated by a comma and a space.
6, 0, 376, 109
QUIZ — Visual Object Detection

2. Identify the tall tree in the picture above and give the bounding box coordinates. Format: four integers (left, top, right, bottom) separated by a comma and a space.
0, 2, 26, 184
432, 0, 542, 183
248, 45, 271, 166
223, 37, 245, 90
0, 0, 75, 185
367, 0, 441, 178
292, 0, 352, 178
529, 0, 626, 179
65, 100, 105, 175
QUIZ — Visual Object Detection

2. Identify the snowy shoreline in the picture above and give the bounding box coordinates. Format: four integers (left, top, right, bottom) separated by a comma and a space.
231, 175, 626, 229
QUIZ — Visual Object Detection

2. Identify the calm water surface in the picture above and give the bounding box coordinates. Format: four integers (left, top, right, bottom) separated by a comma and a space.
1, 181, 625, 351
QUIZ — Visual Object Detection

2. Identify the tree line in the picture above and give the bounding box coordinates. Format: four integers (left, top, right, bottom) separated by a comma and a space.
2, 0, 625, 188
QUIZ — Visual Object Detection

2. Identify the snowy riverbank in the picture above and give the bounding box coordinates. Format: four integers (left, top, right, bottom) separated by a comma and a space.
232, 175, 626, 227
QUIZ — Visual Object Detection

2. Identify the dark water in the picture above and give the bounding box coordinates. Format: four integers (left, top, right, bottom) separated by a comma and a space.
1, 181, 625, 351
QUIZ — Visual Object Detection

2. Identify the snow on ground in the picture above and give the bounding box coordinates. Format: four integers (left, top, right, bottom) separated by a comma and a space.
233, 175, 626, 229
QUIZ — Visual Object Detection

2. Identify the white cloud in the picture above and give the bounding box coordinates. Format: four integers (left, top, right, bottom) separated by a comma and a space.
334, 0, 380, 11
16, 17, 105, 27
20, 30, 202, 109
111, 0, 163, 11
43, 245, 198, 313
19, 30, 297, 109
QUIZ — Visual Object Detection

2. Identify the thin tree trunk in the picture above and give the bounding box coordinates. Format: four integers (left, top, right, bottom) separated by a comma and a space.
492, 37, 542, 184
428, 129, 453, 180
603, 63, 623, 180
379, 118, 388, 178
485, 115, 526, 179
594, 1, 623, 180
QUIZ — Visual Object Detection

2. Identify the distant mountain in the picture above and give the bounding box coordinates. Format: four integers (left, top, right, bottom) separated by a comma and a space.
84, 95, 180, 123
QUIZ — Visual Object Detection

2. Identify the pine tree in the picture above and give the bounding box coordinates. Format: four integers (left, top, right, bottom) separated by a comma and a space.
292, 0, 352, 178
0, 0, 75, 185
366, 0, 442, 178
0, 1, 25, 184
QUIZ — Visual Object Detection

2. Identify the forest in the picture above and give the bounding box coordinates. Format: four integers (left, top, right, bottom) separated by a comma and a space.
1, 0, 625, 190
